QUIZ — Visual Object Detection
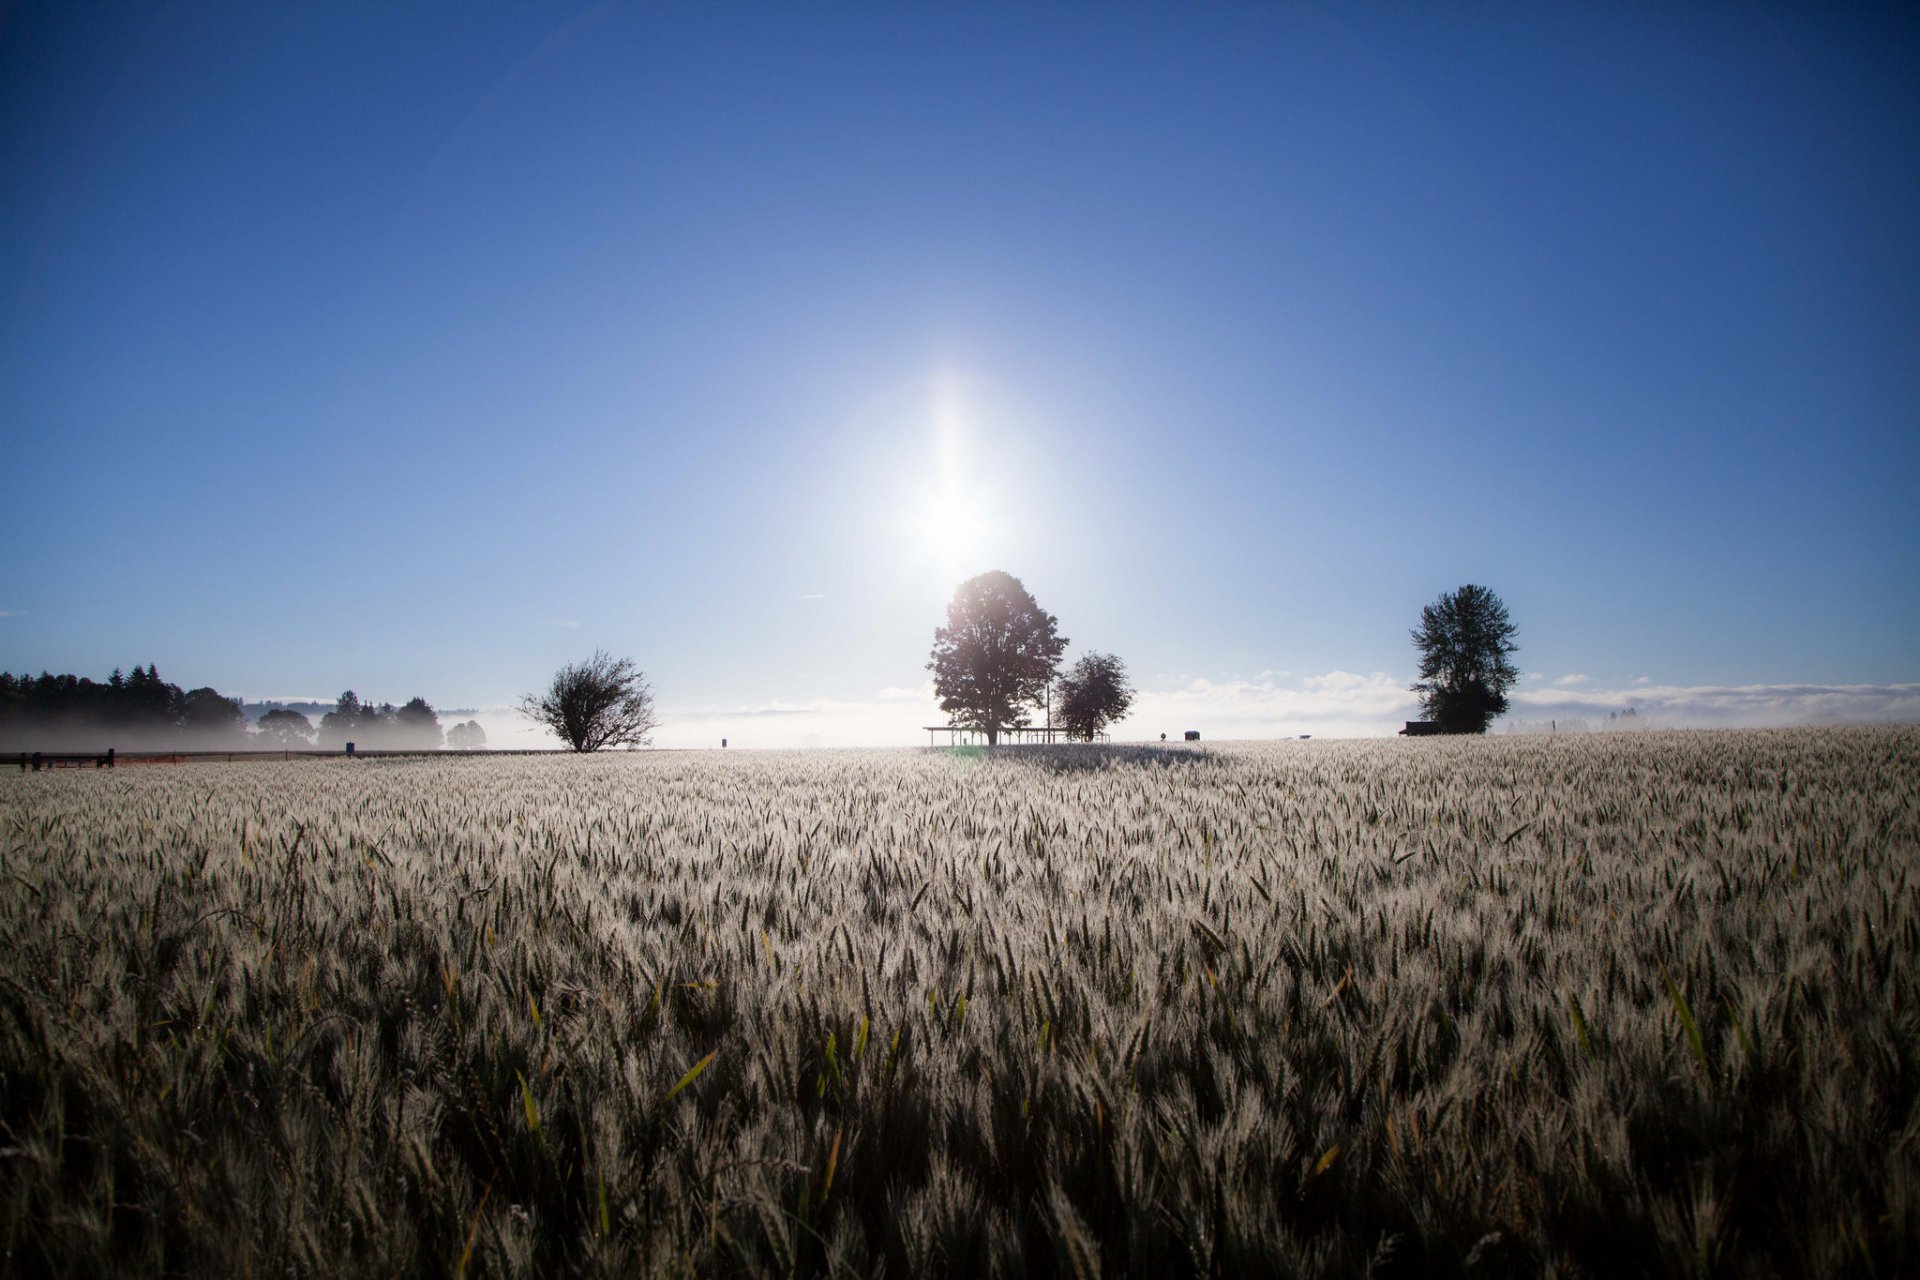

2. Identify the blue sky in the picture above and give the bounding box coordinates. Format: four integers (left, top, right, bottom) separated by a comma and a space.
3, 1, 1915, 745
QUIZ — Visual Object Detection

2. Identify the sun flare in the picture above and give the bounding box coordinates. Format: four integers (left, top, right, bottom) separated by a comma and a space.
905, 374, 995, 580
916, 487, 985, 578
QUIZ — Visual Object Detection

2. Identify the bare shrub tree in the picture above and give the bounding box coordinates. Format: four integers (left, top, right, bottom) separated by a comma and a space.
520, 651, 660, 751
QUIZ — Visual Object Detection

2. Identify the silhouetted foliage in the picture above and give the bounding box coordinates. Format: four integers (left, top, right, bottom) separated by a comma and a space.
179, 687, 249, 746
317, 690, 442, 750
521, 651, 659, 752
1055, 652, 1135, 741
928, 570, 1068, 745
317, 691, 363, 750
0, 664, 247, 749
254, 708, 316, 748
1411, 583, 1521, 733
445, 719, 488, 750
0, 667, 443, 751
393, 697, 444, 751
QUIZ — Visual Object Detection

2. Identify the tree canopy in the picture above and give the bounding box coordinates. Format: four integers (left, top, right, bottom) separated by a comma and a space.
254, 708, 316, 748
445, 720, 488, 751
520, 651, 659, 752
393, 697, 445, 751
928, 570, 1067, 745
1410, 583, 1521, 734
1055, 652, 1135, 741
318, 691, 444, 750
0, 664, 247, 750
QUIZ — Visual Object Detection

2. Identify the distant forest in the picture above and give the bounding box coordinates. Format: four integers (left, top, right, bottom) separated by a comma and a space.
0, 666, 485, 752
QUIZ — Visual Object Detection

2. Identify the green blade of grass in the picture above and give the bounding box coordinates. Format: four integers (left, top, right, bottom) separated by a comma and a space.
1566, 991, 1593, 1054
823, 1126, 844, 1199
516, 1070, 542, 1142
1660, 962, 1710, 1074
665, 1050, 717, 1101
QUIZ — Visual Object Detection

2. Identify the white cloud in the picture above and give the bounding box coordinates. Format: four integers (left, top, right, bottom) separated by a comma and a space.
1118, 671, 1416, 741
0, 610, 25, 618
1302, 670, 1379, 692
544, 619, 581, 629
1553, 673, 1592, 687
800, 592, 826, 600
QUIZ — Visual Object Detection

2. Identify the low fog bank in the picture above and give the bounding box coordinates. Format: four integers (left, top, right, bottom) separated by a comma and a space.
1, 668, 487, 754
0, 718, 266, 753
262, 680, 1920, 753
11, 668, 1913, 755
639, 677, 1920, 749
1503, 681, 1920, 734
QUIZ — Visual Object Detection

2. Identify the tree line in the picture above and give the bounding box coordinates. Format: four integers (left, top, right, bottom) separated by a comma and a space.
0, 666, 485, 752
919, 572, 1519, 742
8, 580, 1518, 754
531, 573, 1522, 752
927, 570, 1134, 745
0, 665, 249, 750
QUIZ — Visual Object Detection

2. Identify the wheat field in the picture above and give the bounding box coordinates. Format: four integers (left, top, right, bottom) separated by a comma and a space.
2, 728, 1915, 1276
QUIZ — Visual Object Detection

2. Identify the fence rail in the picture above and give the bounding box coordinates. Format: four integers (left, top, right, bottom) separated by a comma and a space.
13, 748, 566, 771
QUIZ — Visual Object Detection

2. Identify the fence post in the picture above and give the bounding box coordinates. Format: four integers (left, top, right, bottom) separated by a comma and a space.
32, 752, 42, 772
107, 748, 115, 769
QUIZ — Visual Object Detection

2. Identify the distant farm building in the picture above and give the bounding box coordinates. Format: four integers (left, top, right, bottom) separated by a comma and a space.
1400, 721, 1442, 736
1184, 730, 1200, 741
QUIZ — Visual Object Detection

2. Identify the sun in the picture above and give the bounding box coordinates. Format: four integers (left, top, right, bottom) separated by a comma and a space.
904, 375, 997, 580
915, 485, 985, 579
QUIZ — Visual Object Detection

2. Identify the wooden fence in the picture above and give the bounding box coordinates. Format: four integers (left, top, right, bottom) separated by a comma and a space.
14, 748, 563, 771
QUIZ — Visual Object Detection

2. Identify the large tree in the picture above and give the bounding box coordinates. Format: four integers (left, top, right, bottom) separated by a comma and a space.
317, 691, 362, 750
254, 708, 316, 749
1055, 652, 1135, 741
394, 697, 444, 750
521, 650, 660, 752
1410, 583, 1520, 734
180, 687, 249, 746
928, 570, 1067, 745
446, 719, 487, 751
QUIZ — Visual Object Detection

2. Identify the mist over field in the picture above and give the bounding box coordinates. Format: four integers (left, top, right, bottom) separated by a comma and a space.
449, 677, 1920, 753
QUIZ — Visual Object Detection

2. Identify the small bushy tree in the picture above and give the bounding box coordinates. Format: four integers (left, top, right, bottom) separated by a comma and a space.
1410, 583, 1520, 734
254, 708, 315, 748
1056, 652, 1134, 741
394, 697, 444, 750
446, 719, 487, 750
318, 691, 361, 750
521, 651, 659, 752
